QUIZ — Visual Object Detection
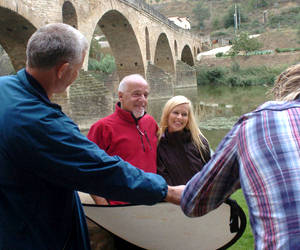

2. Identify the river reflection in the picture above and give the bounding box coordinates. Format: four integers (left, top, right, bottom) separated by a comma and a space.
147, 85, 271, 150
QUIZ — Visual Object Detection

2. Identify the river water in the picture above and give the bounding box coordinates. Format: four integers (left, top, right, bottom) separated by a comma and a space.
147, 84, 271, 150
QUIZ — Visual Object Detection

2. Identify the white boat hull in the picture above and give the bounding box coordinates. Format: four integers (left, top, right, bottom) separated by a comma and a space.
79, 192, 245, 250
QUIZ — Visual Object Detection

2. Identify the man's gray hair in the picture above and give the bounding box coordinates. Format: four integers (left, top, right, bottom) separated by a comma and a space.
26, 23, 88, 69
118, 74, 148, 92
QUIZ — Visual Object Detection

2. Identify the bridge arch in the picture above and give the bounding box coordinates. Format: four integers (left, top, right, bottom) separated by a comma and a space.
0, 0, 201, 87
95, 10, 144, 80
62, 1, 78, 29
154, 33, 174, 74
181, 45, 194, 66
0, 7, 36, 71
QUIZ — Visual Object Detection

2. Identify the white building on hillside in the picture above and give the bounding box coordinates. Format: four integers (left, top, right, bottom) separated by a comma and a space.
168, 17, 191, 30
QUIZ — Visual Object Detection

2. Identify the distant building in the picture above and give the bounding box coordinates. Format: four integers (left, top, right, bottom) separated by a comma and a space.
168, 17, 191, 30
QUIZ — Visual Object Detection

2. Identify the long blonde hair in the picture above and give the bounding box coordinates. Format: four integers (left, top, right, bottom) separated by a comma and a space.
271, 63, 300, 101
158, 95, 209, 161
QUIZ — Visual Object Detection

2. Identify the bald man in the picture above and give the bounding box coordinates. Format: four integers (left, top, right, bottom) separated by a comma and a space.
87, 74, 160, 249
88, 74, 158, 205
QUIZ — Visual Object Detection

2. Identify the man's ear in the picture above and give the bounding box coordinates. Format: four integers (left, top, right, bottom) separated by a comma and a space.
57, 62, 70, 79
118, 91, 123, 101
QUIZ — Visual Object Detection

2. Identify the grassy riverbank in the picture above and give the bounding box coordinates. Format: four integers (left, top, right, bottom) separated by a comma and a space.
196, 64, 284, 87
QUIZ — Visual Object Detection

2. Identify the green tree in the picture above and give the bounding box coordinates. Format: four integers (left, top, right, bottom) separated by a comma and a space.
229, 32, 262, 56
192, 2, 210, 30
212, 17, 222, 31
223, 5, 247, 29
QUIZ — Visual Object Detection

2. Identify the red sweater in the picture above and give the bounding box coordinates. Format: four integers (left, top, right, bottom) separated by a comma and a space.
87, 103, 158, 204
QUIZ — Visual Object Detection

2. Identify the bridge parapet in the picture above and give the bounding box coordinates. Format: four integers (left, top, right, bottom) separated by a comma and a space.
120, 0, 201, 40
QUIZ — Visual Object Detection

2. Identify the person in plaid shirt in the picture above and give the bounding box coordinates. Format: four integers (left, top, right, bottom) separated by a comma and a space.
181, 63, 300, 249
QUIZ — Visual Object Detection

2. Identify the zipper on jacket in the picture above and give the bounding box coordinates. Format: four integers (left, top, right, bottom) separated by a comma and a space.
136, 125, 146, 152
133, 113, 152, 152
144, 130, 152, 151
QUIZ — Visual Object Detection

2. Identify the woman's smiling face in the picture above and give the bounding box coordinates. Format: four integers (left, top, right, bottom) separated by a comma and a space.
167, 103, 189, 133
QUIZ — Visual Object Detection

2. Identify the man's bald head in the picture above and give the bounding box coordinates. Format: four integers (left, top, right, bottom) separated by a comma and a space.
118, 74, 150, 118
118, 74, 148, 93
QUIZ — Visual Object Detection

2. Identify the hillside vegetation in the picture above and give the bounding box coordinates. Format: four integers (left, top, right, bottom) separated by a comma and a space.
152, 0, 300, 41
152, 0, 300, 87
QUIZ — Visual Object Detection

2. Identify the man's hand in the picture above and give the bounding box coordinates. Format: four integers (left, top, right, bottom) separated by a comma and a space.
90, 194, 109, 205
164, 185, 185, 205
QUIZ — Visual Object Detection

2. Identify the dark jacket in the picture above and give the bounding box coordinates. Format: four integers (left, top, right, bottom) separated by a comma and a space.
0, 69, 167, 250
157, 129, 211, 185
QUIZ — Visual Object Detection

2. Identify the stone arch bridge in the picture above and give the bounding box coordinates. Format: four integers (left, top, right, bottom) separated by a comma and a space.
0, 0, 203, 128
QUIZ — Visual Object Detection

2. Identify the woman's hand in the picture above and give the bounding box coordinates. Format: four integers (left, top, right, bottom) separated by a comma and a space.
164, 185, 185, 205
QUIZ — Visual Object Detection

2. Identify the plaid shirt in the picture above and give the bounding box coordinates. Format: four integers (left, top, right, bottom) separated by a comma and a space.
181, 100, 300, 249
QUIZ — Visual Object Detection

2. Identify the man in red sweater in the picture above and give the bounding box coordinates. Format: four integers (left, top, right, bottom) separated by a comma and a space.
87, 74, 159, 249
87, 74, 158, 205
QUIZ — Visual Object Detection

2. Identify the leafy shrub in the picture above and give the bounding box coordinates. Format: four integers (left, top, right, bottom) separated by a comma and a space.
88, 54, 116, 74
99, 54, 116, 74
88, 58, 101, 71
268, 7, 300, 29
215, 52, 224, 57
196, 65, 283, 87
226, 75, 243, 86
212, 18, 222, 31
196, 66, 227, 85
206, 67, 226, 82
275, 48, 300, 53
231, 61, 240, 72
229, 32, 262, 56
246, 50, 273, 56
269, 15, 285, 29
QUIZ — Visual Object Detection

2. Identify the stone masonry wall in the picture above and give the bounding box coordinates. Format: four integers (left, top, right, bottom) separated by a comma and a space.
146, 62, 174, 99
52, 71, 113, 132
69, 71, 113, 131
145, 63, 175, 121
175, 60, 197, 88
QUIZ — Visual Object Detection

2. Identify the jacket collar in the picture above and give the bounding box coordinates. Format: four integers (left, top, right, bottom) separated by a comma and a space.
161, 128, 191, 144
17, 68, 61, 110
115, 102, 145, 123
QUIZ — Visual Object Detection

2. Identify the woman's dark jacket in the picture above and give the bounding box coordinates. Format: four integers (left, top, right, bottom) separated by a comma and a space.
157, 129, 211, 185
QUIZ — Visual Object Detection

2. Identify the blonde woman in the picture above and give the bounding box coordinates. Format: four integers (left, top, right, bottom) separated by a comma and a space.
157, 95, 211, 185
